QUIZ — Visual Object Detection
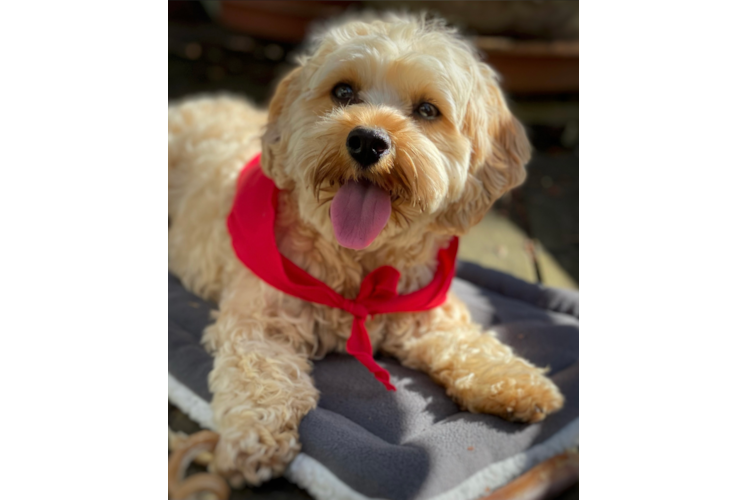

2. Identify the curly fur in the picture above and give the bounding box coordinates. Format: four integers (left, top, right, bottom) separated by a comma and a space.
168, 13, 563, 486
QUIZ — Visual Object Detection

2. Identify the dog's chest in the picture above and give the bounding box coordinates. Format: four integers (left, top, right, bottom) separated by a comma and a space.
258, 282, 421, 358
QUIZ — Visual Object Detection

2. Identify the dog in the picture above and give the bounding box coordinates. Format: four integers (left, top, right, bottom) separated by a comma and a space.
168, 13, 564, 485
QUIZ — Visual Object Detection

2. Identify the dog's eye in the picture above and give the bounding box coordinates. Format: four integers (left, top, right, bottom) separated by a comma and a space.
332, 83, 356, 104
415, 102, 440, 120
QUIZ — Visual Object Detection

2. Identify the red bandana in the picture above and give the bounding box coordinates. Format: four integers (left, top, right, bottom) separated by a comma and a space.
227, 155, 459, 391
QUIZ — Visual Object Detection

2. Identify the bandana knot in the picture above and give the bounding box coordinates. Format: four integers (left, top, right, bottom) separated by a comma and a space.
341, 300, 368, 319
227, 155, 459, 391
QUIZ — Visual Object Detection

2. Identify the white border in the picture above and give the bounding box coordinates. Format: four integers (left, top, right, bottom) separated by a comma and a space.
579, 290, 748, 320
579, 417, 592, 448
168, 374, 578, 500
579, 319, 748, 335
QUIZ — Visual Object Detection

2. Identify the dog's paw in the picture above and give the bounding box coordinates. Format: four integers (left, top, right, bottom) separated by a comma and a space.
454, 370, 565, 424
212, 426, 301, 485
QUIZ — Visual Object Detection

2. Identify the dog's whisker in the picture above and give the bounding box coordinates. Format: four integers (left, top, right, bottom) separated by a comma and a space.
398, 149, 420, 197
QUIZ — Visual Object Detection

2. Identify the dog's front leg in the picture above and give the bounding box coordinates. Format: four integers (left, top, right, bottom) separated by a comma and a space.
204, 310, 319, 485
386, 296, 564, 423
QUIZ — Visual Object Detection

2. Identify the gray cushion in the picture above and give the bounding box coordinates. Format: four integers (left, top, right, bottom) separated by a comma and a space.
168, 261, 579, 500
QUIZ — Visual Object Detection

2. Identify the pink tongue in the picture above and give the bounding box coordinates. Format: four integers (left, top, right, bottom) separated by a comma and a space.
330, 179, 391, 250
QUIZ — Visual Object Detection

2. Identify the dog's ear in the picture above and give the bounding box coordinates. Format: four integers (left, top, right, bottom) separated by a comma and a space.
434, 65, 531, 234
261, 67, 303, 187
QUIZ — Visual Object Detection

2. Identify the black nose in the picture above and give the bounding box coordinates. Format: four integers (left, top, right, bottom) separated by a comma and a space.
346, 127, 391, 169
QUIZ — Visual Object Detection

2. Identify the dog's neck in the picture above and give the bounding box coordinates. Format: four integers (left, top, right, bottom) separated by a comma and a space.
274, 190, 451, 299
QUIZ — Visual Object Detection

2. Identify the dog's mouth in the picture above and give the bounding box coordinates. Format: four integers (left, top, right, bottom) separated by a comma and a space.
330, 178, 391, 250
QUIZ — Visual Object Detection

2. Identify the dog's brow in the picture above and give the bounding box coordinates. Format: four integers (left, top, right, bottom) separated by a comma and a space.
362, 87, 401, 107
309, 45, 374, 89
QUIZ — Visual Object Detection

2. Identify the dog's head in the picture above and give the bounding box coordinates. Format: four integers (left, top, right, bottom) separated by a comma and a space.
262, 14, 530, 251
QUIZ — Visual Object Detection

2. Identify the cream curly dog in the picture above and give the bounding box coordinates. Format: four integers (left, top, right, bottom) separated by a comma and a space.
168, 14, 564, 485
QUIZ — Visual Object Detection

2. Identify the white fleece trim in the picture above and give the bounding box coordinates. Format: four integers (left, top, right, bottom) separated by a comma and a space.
286, 453, 387, 500
168, 373, 216, 430
168, 372, 578, 500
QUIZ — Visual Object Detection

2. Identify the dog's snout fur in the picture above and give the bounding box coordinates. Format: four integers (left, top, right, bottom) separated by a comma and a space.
346, 127, 391, 169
